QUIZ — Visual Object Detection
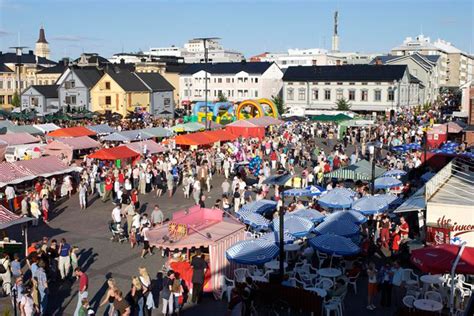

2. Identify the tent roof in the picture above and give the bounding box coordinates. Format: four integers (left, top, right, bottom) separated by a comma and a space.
33, 123, 60, 133
172, 122, 205, 132
325, 159, 387, 180
47, 126, 96, 138
394, 186, 426, 213
54, 136, 100, 150
124, 140, 167, 155
102, 130, 152, 142
87, 124, 116, 135
88, 146, 140, 160
0, 132, 40, 146
0, 205, 32, 230
227, 120, 259, 127
140, 127, 174, 138
245, 116, 283, 127
175, 130, 237, 146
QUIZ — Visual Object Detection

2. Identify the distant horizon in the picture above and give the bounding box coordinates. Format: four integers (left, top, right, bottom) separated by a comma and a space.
0, 0, 472, 61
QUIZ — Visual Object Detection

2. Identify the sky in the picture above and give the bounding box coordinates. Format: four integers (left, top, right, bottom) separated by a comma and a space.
0, 0, 472, 61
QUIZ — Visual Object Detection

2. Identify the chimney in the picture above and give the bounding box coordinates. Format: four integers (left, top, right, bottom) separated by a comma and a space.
29, 50, 34, 55
62, 58, 70, 66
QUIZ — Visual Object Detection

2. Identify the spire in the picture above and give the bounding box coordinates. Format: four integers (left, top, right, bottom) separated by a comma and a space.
37, 26, 48, 44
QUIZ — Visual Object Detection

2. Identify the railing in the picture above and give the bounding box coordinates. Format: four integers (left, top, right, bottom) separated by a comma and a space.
425, 160, 453, 201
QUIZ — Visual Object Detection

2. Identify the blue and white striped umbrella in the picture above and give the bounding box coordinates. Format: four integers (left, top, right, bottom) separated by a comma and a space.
352, 195, 389, 215
272, 214, 314, 238
239, 200, 278, 215
236, 210, 271, 231
318, 188, 355, 209
314, 217, 360, 237
309, 234, 360, 256
283, 185, 325, 197
325, 210, 367, 225
226, 239, 279, 265
382, 169, 407, 178
292, 208, 326, 223
374, 176, 402, 190
258, 231, 296, 244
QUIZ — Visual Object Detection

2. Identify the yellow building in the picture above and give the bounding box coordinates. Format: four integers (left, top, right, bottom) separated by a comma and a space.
163, 64, 188, 108
90, 68, 150, 117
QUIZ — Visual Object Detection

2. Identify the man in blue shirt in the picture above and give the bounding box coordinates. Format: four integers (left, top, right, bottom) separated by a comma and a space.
58, 238, 71, 280
391, 261, 405, 309
34, 260, 48, 314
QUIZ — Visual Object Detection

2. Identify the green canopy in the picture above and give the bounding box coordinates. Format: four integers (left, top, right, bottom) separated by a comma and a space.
311, 114, 352, 122
324, 159, 387, 181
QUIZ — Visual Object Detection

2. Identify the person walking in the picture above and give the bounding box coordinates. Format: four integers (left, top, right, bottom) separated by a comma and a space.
74, 267, 89, 316
391, 261, 405, 309
162, 270, 175, 315
150, 204, 164, 227
78, 181, 88, 209
366, 262, 378, 310
41, 195, 50, 224
99, 278, 117, 316
190, 250, 208, 304
5, 185, 15, 212
379, 262, 393, 308
34, 260, 48, 314
58, 238, 72, 280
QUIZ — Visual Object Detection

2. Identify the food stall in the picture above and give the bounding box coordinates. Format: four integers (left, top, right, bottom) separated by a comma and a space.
147, 206, 246, 299
0, 205, 32, 256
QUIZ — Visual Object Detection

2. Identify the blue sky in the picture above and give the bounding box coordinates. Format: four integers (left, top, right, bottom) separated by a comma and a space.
0, 0, 472, 61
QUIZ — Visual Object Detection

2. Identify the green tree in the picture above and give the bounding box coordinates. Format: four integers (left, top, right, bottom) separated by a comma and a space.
11, 91, 20, 108
217, 91, 228, 102
334, 98, 351, 111
272, 95, 285, 115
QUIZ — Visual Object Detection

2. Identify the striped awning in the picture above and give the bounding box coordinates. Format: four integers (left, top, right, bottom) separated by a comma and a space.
324, 159, 387, 181
0, 205, 32, 229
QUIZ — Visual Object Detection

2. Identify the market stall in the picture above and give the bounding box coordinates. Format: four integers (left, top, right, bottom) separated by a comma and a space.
123, 140, 168, 155
47, 126, 96, 138
225, 120, 265, 139
147, 206, 246, 298
324, 159, 387, 181
44, 136, 100, 163
0, 133, 40, 146
0, 205, 32, 256
88, 146, 140, 161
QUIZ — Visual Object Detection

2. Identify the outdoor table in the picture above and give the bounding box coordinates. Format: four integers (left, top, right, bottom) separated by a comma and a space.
305, 287, 327, 298
413, 299, 443, 312
264, 260, 288, 271
317, 268, 342, 280
251, 275, 269, 283
420, 274, 444, 292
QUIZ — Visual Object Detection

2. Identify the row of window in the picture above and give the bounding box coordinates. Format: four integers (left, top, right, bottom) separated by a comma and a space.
0, 95, 13, 104
286, 88, 395, 102
185, 89, 259, 98
185, 77, 259, 84
0, 79, 56, 90
287, 82, 376, 86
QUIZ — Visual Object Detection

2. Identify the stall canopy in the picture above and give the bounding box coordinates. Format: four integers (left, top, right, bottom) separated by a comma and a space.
394, 186, 426, 213
324, 159, 387, 181
0, 132, 40, 146
0, 121, 43, 135
311, 114, 352, 122
33, 123, 60, 134
47, 126, 96, 138
411, 244, 474, 275
102, 130, 152, 142
0, 156, 82, 187
0, 205, 32, 229
245, 116, 283, 127
172, 122, 205, 133
140, 127, 174, 138
225, 120, 265, 139
88, 146, 140, 160
124, 140, 167, 155
44, 136, 100, 162
87, 124, 116, 135
175, 130, 237, 146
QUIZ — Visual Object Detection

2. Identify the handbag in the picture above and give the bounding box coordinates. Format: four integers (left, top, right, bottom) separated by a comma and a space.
0, 260, 7, 274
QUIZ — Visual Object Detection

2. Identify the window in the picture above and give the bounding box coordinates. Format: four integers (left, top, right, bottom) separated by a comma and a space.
312, 89, 319, 100
105, 96, 112, 105
287, 88, 294, 100
298, 88, 306, 101
312, 82, 318, 85
65, 95, 77, 105
336, 89, 343, 100
217, 78, 222, 83
324, 90, 331, 100
0, 96, 4, 104
7, 95, 12, 104
337, 82, 343, 85
255, 78, 258, 83
31, 97, 39, 106
349, 82, 355, 86
164, 98, 170, 105
254, 90, 258, 97
361, 90, 368, 101
65, 80, 75, 89
388, 89, 395, 101
184, 90, 189, 97
238, 78, 243, 83
105, 82, 111, 90
374, 90, 382, 102
7, 81, 11, 89
361, 82, 368, 85
226, 78, 231, 83
348, 90, 355, 101
325, 82, 331, 85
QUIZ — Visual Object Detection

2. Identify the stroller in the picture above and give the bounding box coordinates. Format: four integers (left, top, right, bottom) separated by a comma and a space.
109, 221, 128, 243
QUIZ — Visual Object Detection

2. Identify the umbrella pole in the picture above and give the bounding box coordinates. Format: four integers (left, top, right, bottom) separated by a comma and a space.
279, 188, 285, 282
450, 242, 466, 315
329, 254, 333, 268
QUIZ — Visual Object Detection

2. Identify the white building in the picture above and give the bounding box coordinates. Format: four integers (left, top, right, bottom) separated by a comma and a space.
21, 85, 59, 115
391, 34, 474, 88
179, 62, 283, 103
144, 46, 183, 58
282, 64, 424, 112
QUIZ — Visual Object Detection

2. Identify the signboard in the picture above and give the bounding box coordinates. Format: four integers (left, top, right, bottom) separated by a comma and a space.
168, 222, 188, 239
426, 226, 450, 245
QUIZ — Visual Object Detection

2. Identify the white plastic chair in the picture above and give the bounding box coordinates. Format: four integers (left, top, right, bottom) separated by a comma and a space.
324, 297, 343, 316
406, 289, 421, 299
248, 265, 263, 277
348, 272, 360, 294
403, 295, 415, 309
219, 275, 235, 302
424, 290, 443, 303
402, 268, 420, 287
234, 268, 250, 283
317, 251, 328, 269
316, 277, 334, 290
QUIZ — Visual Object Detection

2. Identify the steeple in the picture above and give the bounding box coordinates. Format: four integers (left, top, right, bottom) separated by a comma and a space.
37, 26, 48, 44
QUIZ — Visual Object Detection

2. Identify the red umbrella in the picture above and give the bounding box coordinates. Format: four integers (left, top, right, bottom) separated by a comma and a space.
411, 244, 474, 275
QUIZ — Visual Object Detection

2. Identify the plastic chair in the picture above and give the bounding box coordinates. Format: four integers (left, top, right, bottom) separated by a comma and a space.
403, 295, 415, 310
234, 268, 250, 283
406, 289, 421, 299
219, 275, 235, 302
248, 265, 263, 277
402, 268, 420, 287
288, 277, 306, 288
316, 278, 334, 290
317, 251, 328, 269
348, 272, 360, 294
324, 297, 343, 316
424, 290, 443, 303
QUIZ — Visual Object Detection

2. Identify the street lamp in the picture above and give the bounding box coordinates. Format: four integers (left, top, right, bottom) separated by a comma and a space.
192, 37, 220, 130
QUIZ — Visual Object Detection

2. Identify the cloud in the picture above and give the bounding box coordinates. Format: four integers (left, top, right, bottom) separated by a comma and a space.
50, 35, 101, 42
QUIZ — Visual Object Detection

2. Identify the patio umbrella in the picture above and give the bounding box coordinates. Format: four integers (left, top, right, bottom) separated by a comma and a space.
235, 210, 271, 231
318, 188, 355, 209
272, 214, 314, 238
309, 234, 360, 256
226, 239, 279, 265
292, 208, 325, 223
283, 185, 325, 197
374, 177, 402, 190
314, 217, 360, 237
351, 195, 389, 215
411, 244, 474, 275
239, 200, 277, 215
258, 231, 295, 244
382, 169, 407, 178
324, 210, 367, 225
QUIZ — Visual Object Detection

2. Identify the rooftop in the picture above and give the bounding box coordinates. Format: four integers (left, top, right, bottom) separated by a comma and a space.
180, 61, 274, 75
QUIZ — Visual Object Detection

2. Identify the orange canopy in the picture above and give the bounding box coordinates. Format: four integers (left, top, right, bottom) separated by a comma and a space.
88, 146, 140, 160
47, 126, 96, 138
175, 130, 237, 146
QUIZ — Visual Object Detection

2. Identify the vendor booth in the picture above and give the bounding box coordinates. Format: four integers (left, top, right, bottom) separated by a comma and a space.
123, 140, 167, 155
427, 125, 448, 149
324, 159, 387, 181
44, 136, 100, 163
147, 206, 246, 299
0, 205, 32, 256
88, 146, 140, 161
47, 126, 96, 138
225, 120, 265, 139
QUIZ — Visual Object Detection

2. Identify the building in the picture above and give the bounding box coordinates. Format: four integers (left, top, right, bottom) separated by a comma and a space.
391, 34, 474, 88
162, 64, 189, 108
135, 72, 174, 118
56, 67, 103, 112
282, 64, 423, 112
21, 84, 59, 114
370, 53, 441, 103
179, 62, 283, 104
35, 58, 69, 86
73, 53, 109, 68
35, 26, 50, 59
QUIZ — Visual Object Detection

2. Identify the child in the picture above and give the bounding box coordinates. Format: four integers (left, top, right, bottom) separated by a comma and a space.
70, 246, 79, 271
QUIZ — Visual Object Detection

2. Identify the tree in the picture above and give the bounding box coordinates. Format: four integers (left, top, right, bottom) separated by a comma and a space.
272, 95, 285, 115
217, 92, 228, 102
334, 98, 351, 111
11, 91, 20, 108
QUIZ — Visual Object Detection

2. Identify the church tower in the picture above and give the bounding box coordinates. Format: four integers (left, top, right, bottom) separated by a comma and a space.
35, 26, 50, 59
331, 11, 340, 52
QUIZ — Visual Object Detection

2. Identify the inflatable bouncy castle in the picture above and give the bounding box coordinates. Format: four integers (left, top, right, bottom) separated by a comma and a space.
235, 98, 279, 120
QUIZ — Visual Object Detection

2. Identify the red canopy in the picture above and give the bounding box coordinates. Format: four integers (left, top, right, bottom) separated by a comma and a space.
225, 125, 265, 139
175, 130, 237, 146
47, 126, 96, 138
88, 146, 140, 160
411, 244, 474, 275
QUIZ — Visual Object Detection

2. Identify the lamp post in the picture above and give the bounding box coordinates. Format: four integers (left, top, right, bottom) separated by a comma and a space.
192, 37, 220, 130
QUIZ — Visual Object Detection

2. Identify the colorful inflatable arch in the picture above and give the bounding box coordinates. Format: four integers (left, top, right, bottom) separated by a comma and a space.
192, 101, 235, 123
235, 98, 279, 120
